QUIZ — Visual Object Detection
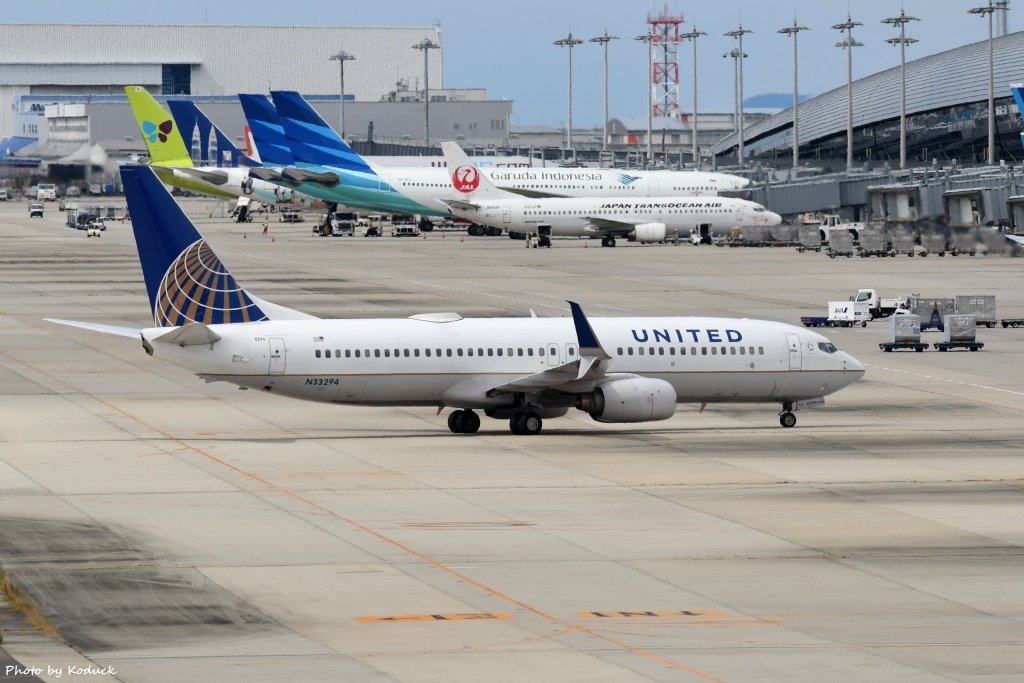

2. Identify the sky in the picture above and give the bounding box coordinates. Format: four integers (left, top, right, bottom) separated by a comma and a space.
2, 1, 1003, 126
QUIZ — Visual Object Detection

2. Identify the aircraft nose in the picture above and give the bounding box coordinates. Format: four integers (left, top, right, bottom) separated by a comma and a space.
768, 211, 782, 226
842, 352, 865, 377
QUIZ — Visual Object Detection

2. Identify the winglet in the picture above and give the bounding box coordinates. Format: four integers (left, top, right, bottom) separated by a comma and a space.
568, 301, 610, 359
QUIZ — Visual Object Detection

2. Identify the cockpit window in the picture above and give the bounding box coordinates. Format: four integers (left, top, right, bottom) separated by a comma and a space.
817, 342, 838, 354
752, 206, 766, 212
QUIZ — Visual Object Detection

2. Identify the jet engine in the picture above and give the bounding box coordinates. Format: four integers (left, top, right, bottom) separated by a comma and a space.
576, 378, 677, 423
630, 222, 667, 243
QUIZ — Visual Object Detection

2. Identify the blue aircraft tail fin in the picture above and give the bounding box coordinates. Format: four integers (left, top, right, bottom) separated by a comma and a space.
167, 100, 259, 168
269, 90, 375, 174
238, 94, 295, 166
120, 165, 268, 326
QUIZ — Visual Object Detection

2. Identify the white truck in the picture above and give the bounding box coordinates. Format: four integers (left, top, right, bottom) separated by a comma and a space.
37, 182, 57, 201
816, 214, 866, 244
800, 301, 869, 328
850, 289, 911, 320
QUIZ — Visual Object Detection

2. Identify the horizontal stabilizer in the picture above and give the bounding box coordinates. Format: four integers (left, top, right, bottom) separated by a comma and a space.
153, 323, 222, 347
281, 167, 339, 185
176, 167, 230, 185
45, 319, 141, 339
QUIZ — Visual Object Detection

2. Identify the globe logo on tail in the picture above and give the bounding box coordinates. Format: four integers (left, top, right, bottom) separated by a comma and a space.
155, 240, 267, 326
452, 165, 480, 193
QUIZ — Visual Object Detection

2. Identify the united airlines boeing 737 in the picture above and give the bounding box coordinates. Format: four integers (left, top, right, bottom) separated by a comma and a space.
47, 166, 863, 434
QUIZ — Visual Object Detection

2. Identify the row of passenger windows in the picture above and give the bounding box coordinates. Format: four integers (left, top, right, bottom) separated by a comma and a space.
314, 346, 577, 359
617, 346, 765, 357
524, 208, 731, 217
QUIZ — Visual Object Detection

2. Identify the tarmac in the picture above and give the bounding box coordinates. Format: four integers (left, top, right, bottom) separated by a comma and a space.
1, 198, 1022, 682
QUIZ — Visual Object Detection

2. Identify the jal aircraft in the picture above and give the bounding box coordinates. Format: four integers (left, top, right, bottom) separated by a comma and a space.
439, 141, 781, 246
125, 86, 293, 206
240, 91, 750, 221
47, 166, 863, 434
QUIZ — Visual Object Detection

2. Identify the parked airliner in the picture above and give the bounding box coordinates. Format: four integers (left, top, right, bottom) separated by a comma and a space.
47, 166, 863, 434
125, 86, 293, 206
239, 91, 750, 222
439, 142, 781, 246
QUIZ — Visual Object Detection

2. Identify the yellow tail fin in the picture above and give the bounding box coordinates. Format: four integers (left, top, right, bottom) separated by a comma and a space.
124, 86, 193, 168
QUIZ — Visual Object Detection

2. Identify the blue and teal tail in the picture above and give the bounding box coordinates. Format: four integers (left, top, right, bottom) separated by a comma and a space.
120, 165, 268, 326
238, 94, 295, 166
269, 91, 375, 174
1011, 84, 1024, 149
167, 99, 258, 168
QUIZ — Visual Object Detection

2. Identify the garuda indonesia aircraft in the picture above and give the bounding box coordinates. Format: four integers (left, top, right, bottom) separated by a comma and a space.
125, 86, 292, 206
440, 141, 781, 247
47, 165, 864, 434
239, 91, 751, 224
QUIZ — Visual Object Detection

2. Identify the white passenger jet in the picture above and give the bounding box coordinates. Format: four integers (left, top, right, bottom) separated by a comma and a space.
439, 142, 781, 247
47, 166, 863, 434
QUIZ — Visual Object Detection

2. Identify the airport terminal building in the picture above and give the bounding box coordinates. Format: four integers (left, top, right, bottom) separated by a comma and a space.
0, 23, 513, 168
712, 32, 1024, 168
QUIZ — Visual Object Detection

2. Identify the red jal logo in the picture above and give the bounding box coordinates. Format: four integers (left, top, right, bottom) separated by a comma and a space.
452, 165, 480, 193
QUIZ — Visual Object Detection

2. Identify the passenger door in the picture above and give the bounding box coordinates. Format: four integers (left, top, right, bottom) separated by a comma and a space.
785, 334, 802, 370
268, 337, 287, 374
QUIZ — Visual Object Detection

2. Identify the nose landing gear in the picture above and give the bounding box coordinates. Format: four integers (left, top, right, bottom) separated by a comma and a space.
779, 400, 796, 428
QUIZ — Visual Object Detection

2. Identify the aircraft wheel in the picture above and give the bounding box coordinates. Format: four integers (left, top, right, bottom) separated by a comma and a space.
779, 412, 797, 428
460, 410, 480, 434
519, 411, 542, 435
447, 410, 465, 434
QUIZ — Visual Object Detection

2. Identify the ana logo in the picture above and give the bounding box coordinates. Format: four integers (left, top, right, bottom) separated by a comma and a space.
142, 119, 174, 144
452, 165, 480, 193
617, 174, 641, 186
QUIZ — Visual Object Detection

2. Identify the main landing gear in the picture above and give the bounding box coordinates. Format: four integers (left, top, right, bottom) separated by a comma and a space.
509, 410, 542, 435
779, 401, 797, 428
447, 409, 480, 434
600, 235, 617, 248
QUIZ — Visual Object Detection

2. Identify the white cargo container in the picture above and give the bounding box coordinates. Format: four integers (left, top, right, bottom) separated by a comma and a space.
954, 295, 996, 328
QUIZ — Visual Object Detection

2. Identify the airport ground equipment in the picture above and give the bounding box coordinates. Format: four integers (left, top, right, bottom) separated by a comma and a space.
1001, 318, 1024, 328
795, 225, 822, 252
933, 315, 983, 351
879, 314, 929, 352
919, 232, 948, 256
857, 229, 894, 257
801, 301, 869, 328
890, 229, 917, 256
851, 289, 911, 320
911, 297, 955, 331
827, 231, 856, 258
954, 295, 996, 328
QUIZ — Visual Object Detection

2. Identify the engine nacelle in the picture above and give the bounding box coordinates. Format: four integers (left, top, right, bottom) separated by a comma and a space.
630, 222, 667, 243
576, 377, 677, 423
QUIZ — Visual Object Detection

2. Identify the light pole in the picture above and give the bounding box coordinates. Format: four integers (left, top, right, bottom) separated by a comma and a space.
724, 25, 753, 165
680, 27, 706, 168
778, 20, 809, 169
411, 38, 440, 146
882, 10, 919, 169
634, 33, 654, 164
832, 15, 863, 171
553, 32, 584, 154
328, 49, 355, 140
969, 0, 997, 165
723, 48, 747, 164
589, 32, 619, 153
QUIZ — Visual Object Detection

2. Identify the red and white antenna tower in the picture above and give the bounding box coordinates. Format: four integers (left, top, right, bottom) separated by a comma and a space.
647, 3, 685, 120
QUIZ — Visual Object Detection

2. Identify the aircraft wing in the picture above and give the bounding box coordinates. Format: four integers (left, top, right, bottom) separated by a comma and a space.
45, 319, 141, 338
249, 167, 285, 182
488, 301, 611, 394
280, 167, 340, 186
497, 186, 569, 199
440, 198, 480, 211
582, 216, 637, 235
175, 167, 230, 185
